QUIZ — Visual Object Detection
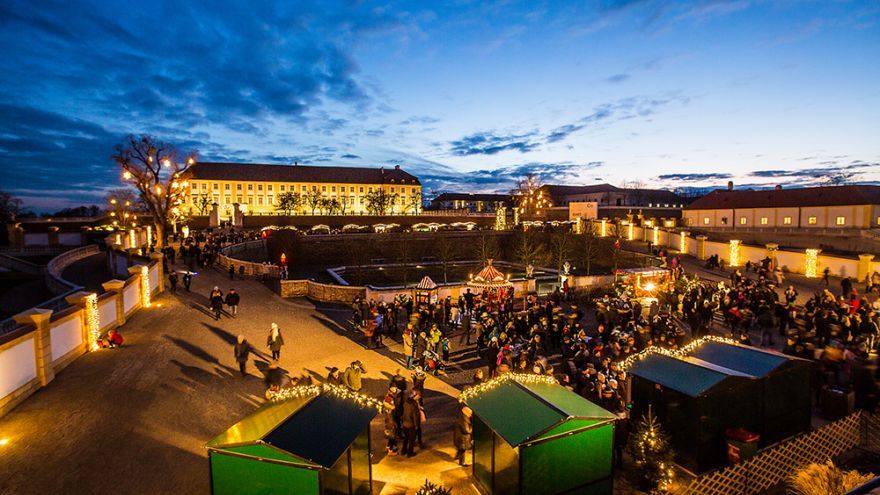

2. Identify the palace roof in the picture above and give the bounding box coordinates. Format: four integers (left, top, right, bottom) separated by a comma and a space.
184, 162, 420, 185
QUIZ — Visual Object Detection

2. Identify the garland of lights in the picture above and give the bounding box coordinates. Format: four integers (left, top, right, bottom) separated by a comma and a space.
729, 239, 741, 267
85, 293, 101, 351
805, 248, 820, 278
459, 372, 558, 403
140, 265, 151, 308
617, 335, 739, 372
268, 383, 387, 411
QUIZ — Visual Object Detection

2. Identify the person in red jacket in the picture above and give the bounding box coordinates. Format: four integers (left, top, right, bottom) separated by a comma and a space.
107, 329, 124, 348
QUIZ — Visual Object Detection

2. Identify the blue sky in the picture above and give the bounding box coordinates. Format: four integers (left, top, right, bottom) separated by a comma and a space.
0, 0, 878, 210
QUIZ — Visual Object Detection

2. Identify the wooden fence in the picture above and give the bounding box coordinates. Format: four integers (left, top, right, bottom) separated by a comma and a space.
671, 412, 865, 495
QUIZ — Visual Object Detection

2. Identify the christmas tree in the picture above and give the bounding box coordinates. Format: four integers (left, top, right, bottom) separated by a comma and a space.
415, 479, 452, 495
629, 405, 675, 492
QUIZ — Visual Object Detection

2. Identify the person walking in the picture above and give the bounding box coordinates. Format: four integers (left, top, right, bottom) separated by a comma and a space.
267, 323, 284, 361
168, 271, 178, 294
183, 271, 193, 291
401, 390, 423, 457
383, 387, 400, 456
459, 311, 472, 345
234, 335, 250, 377
453, 405, 473, 466
229, 264, 235, 280
343, 360, 366, 392
823, 267, 831, 286
225, 288, 240, 317
209, 286, 224, 320
403, 326, 415, 369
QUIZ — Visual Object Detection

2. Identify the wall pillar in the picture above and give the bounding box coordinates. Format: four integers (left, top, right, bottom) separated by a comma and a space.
102, 279, 127, 326
80, 226, 91, 246
10, 223, 24, 248
12, 308, 55, 386
679, 231, 689, 254
65, 291, 95, 351
150, 253, 165, 293
232, 203, 243, 227
47, 226, 60, 247
859, 254, 876, 281
209, 202, 220, 227
696, 235, 708, 260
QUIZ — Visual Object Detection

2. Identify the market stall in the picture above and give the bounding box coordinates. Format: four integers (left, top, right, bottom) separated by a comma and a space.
629, 353, 761, 474
463, 374, 617, 495
414, 275, 439, 305
467, 260, 513, 299
688, 340, 812, 445
613, 268, 672, 313
206, 387, 377, 495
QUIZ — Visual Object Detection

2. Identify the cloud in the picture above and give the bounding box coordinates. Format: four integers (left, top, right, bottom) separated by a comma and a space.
657, 172, 733, 181
418, 161, 605, 194
605, 73, 631, 83
340, 153, 361, 159
449, 130, 541, 156
546, 93, 687, 143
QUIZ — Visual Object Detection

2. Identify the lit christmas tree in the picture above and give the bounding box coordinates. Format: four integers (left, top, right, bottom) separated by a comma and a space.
629, 405, 675, 493
415, 479, 452, 495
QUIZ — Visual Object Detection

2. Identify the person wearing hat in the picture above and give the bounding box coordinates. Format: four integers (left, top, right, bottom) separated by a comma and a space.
266, 323, 284, 361
401, 390, 423, 457
342, 360, 366, 392
383, 387, 400, 455
403, 326, 415, 369
209, 286, 224, 320
233, 335, 250, 377
453, 405, 473, 466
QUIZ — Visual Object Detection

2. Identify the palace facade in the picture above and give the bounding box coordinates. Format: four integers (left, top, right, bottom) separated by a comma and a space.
180, 162, 421, 215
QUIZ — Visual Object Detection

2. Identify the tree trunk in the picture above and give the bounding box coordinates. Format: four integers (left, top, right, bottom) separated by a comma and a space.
154, 221, 166, 249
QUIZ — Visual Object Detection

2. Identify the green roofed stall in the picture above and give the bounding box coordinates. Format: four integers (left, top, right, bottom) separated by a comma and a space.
464, 378, 618, 495
206, 391, 377, 495
629, 353, 761, 474
689, 340, 812, 446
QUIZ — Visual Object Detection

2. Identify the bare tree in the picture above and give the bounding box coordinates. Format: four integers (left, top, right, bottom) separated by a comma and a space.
0, 190, 24, 222
576, 228, 601, 275
474, 234, 500, 263
106, 188, 140, 229
511, 174, 551, 218
549, 229, 574, 274
435, 234, 458, 283
113, 135, 196, 248
514, 230, 545, 268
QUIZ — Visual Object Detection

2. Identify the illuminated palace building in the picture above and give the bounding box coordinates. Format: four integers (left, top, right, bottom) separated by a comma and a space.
180, 162, 422, 216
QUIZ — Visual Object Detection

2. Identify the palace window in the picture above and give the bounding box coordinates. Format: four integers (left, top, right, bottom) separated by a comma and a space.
331, 186, 336, 192
760, 217, 768, 225
257, 184, 263, 191
322, 186, 327, 192
247, 184, 253, 191
360, 187, 364, 193
224, 184, 230, 190
267, 185, 273, 191
236, 196, 242, 203
836, 216, 846, 226
783, 216, 792, 225
224, 195, 231, 204
213, 183, 219, 190
740, 217, 747, 225
703, 217, 710, 225
721, 217, 728, 225
808, 216, 817, 225
237, 184, 242, 190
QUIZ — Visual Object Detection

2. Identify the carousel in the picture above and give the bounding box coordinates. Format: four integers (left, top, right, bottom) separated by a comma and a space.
468, 260, 513, 298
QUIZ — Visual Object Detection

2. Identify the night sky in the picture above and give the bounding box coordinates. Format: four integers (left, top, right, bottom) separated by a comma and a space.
1, 0, 878, 210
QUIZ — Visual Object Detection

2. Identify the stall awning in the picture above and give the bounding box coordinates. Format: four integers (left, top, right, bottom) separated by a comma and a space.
465, 378, 617, 447
688, 340, 803, 377
207, 392, 377, 469
416, 276, 437, 290
629, 353, 755, 397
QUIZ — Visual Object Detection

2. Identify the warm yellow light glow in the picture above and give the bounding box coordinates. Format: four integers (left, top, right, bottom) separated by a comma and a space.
110, 212, 116, 217
140, 265, 151, 308
110, 198, 117, 204
729, 239, 741, 267
680, 231, 688, 254
628, 222, 634, 241
600, 219, 607, 237
805, 248, 820, 278
652, 226, 659, 245
618, 336, 739, 372
0, 438, 8, 446
147, 155, 153, 163
181, 225, 190, 238
644, 282, 656, 292
187, 157, 195, 165
460, 372, 558, 404
146, 226, 152, 245
85, 293, 101, 351
122, 171, 132, 180
162, 158, 171, 167
115, 233, 121, 245
155, 186, 162, 195
269, 383, 386, 411
129, 230, 136, 247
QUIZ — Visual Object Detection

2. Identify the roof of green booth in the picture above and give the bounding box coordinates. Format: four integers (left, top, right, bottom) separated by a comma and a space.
688, 340, 806, 377
464, 377, 617, 447
629, 353, 754, 397
207, 391, 377, 469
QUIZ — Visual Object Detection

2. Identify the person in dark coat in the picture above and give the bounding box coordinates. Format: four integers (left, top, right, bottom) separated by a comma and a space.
267, 323, 284, 360
326, 367, 342, 386
234, 335, 250, 377
225, 289, 240, 317
182, 271, 193, 291
383, 387, 400, 455
209, 286, 224, 320
168, 271, 178, 293
453, 405, 473, 466
401, 390, 422, 457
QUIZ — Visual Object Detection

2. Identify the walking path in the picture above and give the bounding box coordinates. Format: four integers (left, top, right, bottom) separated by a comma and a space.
0, 258, 475, 495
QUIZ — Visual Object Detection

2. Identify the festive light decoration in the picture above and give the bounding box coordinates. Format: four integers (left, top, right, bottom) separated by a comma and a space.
805, 248, 820, 278
129, 229, 136, 248
600, 219, 607, 237
268, 383, 387, 411
679, 231, 688, 254
140, 265, 151, 308
617, 335, 738, 372
729, 239, 741, 267
495, 207, 507, 230
181, 225, 190, 238
459, 372, 558, 403
629, 405, 675, 492
146, 226, 152, 246
627, 222, 634, 241
115, 233, 122, 245
85, 293, 101, 351
652, 226, 659, 245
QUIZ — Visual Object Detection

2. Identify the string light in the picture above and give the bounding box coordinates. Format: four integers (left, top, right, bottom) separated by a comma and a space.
140, 265, 151, 308
459, 372, 558, 403
600, 219, 607, 237
495, 207, 507, 230
805, 248, 820, 278
628, 222, 634, 241
85, 293, 101, 351
129, 229, 136, 247
268, 383, 386, 411
679, 231, 688, 254
122, 171, 132, 180
652, 226, 659, 246
617, 335, 739, 372
729, 239, 741, 267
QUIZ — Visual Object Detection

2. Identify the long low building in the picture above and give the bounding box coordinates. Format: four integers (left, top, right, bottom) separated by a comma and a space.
429, 192, 513, 213
180, 162, 421, 216
683, 184, 880, 229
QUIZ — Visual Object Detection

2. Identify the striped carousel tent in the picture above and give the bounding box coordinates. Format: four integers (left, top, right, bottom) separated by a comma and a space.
415, 275, 438, 304
416, 276, 438, 290
468, 259, 513, 290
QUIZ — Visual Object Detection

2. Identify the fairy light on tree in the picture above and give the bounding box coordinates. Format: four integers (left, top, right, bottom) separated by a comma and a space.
729, 239, 742, 267
629, 405, 675, 492
85, 293, 101, 351
106, 188, 138, 230
113, 135, 196, 248
140, 265, 151, 308
804, 248, 820, 278
679, 231, 688, 254
513, 174, 551, 218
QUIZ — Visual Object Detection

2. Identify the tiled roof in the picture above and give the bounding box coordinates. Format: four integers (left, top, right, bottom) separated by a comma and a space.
184, 162, 420, 185
432, 192, 513, 202
540, 184, 622, 196
685, 185, 880, 210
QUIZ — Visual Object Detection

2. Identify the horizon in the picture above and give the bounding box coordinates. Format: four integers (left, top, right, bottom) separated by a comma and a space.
1, 0, 878, 211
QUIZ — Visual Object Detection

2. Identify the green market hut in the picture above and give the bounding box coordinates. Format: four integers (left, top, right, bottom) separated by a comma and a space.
463, 375, 618, 495
629, 353, 761, 474
206, 388, 377, 495
688, 340, 812, 445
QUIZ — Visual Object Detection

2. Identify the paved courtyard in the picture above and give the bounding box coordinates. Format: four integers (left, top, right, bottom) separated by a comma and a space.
0, 256, 474, 495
